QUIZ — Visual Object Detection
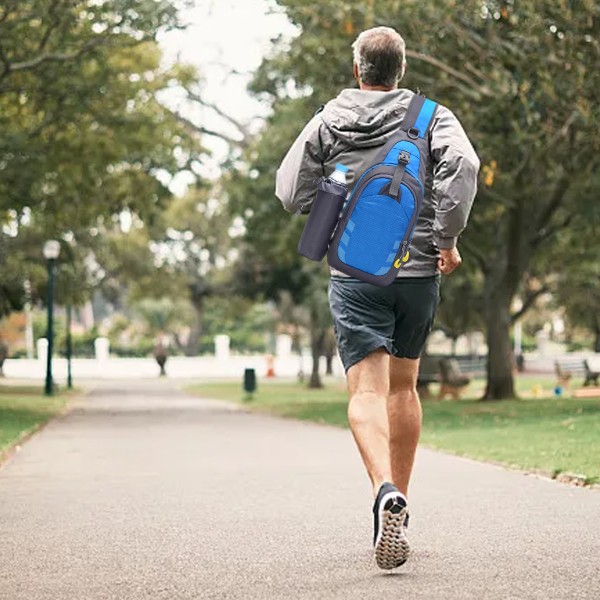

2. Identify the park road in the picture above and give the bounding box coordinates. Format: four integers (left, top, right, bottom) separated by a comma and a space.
0, 380, 599, 600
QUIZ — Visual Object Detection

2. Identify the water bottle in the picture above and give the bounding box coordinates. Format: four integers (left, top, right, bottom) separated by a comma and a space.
297, 163, 349, 261
330, 163, 348, 185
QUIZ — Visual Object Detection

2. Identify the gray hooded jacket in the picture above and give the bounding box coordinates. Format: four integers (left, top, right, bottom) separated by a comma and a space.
275, 88, 480, 277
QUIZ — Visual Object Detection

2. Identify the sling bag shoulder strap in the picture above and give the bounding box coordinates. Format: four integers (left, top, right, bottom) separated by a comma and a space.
400, 93, 438, 139
388, 93, 438, 198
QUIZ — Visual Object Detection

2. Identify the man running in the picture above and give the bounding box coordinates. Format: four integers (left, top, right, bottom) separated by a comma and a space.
276, 26, 479, 569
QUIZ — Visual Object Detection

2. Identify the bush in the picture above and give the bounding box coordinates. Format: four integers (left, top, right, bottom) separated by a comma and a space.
566, 340, 589, 352
56, 328, 98, 358
110, 340, 155, 358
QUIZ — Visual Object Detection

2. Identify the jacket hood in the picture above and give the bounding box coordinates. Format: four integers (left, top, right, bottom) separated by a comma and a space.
321, 88, 414, 148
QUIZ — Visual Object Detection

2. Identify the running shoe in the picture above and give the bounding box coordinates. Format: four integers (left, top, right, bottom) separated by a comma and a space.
372, 482, 410, 569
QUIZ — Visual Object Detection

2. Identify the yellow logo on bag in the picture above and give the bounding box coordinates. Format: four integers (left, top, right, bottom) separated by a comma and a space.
394, 251, 410, 269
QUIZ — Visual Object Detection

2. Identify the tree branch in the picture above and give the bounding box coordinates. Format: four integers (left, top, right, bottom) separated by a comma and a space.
204, 60, 253, 78
508, 111, 577, 200
531, 213, 573, 249
0, 0, 19, 24
0, 42, 9, 80
184, 86, 251, 141
405, 49, 493, 97
0, 10, 130, 86
173, 111, 242, 147
462, 62, 489, 84
533, 174, 570, 234
37, 0, 63, 53
477, 185, 513, 207
460, 238, 489, 272
0, 38, 106, 86
510, 285, 550, 323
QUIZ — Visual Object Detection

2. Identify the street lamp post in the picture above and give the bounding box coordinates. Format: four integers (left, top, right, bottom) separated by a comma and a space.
43, 240, 61, 396
66, 303, 73, 389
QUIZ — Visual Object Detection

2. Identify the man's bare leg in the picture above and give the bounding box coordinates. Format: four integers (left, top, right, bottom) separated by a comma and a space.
388, 357, 422, 497
346, 349, 392, 496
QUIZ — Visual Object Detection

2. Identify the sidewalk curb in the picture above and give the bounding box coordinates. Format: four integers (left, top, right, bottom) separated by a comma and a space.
0, 389, 86, 470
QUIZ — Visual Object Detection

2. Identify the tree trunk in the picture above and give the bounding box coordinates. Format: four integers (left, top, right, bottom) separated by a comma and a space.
309, 355, 321, 388
185, 297, 204, 356
309, 328, 325, 389
325, 353, 333, 375
483, 288, 515, 400
322, 326, 336, 375
482, 190, 528, 400
451, 336, 458, 356
592, 316, 600, 353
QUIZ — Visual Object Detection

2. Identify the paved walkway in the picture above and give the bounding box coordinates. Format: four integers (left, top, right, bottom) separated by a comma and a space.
0, 381, 598, 600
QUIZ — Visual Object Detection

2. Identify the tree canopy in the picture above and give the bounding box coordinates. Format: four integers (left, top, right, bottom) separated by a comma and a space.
0, 0, 200, 316
228, 0, 600, 398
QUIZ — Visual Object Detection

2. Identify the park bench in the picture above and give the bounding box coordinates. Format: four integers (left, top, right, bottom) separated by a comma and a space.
417, 355, 441, 398
554, 358, 600, 387
438, 357, 471, 400
417, 356, 472, 400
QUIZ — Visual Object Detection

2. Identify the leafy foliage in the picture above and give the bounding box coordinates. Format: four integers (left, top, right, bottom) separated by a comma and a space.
0, 0, 200, 317
231, 0, 600, 397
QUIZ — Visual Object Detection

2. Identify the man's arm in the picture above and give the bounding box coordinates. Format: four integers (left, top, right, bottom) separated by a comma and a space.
275, 114, 324, 213
429, 106, 480, 251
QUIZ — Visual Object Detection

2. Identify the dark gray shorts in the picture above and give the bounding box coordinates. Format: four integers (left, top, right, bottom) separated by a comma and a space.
328, 275, 440, 372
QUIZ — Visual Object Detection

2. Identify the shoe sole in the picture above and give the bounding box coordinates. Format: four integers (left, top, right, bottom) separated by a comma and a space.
374, 493, 410, 570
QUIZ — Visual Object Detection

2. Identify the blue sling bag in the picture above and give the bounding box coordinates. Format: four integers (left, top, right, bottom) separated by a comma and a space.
327, 93, 438, 287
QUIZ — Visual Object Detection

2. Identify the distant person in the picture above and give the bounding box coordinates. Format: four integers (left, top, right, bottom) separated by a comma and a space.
153, 340, 168, 377
276, 26, 479, 569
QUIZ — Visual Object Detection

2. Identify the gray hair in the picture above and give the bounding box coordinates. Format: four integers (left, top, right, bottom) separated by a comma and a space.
352, 26, 406, 88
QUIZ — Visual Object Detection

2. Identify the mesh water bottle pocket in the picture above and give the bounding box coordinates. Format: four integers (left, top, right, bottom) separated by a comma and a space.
297, 177, 347, 261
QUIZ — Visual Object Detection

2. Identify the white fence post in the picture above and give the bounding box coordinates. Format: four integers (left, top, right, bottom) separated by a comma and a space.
215, 335, 230, 361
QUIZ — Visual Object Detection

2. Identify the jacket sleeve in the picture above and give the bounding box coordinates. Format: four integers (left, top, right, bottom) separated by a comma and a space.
275, 114, 325, 213
429, 106, 480, 249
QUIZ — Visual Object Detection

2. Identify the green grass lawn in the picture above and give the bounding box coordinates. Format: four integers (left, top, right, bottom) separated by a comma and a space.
0, 385, 74, 457
187, 378, 600, 485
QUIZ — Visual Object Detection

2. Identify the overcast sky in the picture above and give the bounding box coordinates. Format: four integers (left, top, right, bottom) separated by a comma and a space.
158, 0, 296, 189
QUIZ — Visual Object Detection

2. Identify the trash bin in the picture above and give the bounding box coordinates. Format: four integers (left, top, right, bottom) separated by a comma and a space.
243, 368, 257, 398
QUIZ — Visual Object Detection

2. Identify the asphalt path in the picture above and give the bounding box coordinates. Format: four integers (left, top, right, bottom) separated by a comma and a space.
1, 380, 598, 599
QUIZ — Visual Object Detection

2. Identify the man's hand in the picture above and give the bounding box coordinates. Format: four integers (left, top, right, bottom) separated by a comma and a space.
437, 247, 462, 275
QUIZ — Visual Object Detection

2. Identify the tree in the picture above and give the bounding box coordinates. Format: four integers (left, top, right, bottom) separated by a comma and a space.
133, 297, 193, 337
434, 266, 485, 355
422, 2, 600, 398
0, 1, 201, 318
234, 0, 600, 399
223, 87, 338, 385
0, 234, 27, 316
151, 182, 234, 355
0, 0, 186, 215
555, 224, 600, 352
0, 1, 182, 88
0, 40, 193, 223
90, 223, 179, 305
303, 263, 333, 388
